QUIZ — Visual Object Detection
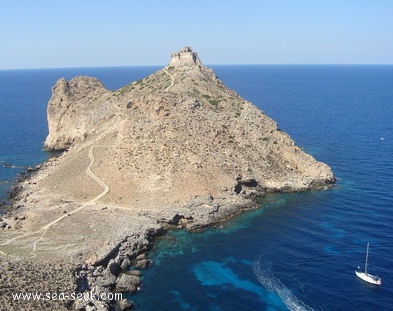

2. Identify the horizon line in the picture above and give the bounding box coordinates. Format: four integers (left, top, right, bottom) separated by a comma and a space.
1, 63, 393, 71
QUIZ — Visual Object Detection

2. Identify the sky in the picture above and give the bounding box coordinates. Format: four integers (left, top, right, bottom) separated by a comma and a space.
1, 0, 393, 69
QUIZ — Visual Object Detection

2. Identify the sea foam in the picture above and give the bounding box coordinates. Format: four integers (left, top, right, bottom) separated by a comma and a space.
253, 258, 314, 311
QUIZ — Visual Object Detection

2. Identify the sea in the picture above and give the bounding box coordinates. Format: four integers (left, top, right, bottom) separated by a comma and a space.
0, 65, 392, 310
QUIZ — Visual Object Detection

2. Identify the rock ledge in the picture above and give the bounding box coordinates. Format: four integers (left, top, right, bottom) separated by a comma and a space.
0, 47, 335, 310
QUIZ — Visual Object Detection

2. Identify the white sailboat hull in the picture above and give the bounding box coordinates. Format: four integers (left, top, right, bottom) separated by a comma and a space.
355, 270, 382, 285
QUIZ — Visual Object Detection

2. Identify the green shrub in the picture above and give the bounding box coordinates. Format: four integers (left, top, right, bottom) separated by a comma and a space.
209, 99, 219, 107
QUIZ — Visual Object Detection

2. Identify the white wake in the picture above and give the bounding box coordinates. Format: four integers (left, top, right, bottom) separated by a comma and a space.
252, 259, 314, 311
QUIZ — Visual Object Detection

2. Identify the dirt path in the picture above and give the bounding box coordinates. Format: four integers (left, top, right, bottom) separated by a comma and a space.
1, 144, 113, 257
164, 68, 175, 92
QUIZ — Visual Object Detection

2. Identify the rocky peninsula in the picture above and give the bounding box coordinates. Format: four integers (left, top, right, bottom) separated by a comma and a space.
0, 47, 335, 310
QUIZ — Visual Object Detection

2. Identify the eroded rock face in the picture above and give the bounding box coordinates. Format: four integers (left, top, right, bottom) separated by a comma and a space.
3, 47, 336, 264
44, 76, 110, 150
43, 47, 334, 205
0, 47, 335, 310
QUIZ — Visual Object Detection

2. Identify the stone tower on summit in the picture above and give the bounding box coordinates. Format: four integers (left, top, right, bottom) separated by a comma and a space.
169, 46, 203, 67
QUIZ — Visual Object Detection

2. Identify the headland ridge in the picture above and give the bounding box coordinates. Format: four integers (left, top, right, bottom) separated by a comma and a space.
0, 47, 335, 310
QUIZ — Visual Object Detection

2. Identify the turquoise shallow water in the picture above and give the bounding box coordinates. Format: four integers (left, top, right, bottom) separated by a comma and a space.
1, 65, 392, 310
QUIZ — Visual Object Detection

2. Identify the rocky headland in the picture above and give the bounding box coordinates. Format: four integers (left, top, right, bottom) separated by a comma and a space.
0, 47, 335, 310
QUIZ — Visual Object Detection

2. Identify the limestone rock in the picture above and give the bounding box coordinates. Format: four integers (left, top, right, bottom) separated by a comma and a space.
126, 270, 142, 277
0, 48, 335, 309
44, 76, 110, 150
117, 299, 134, 311
134, 258, 151, 269
40, 47, 334, 214
115, 273, 140, 293
120, 257, 131, 271
94, 269, 117, 288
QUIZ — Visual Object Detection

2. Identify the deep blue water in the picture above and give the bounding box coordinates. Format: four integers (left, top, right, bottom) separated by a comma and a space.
1, 65, 392, 310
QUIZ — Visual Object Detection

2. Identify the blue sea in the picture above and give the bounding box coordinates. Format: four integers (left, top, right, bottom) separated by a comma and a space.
1, 65, 392, 310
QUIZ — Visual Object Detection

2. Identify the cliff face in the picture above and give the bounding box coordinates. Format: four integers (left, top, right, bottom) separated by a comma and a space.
44, 76, 111, 150
43, 47, 334, 210
0, 48, 335, 309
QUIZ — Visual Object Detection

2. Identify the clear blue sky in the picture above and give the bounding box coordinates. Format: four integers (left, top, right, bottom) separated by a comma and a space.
1, 0, 393, 69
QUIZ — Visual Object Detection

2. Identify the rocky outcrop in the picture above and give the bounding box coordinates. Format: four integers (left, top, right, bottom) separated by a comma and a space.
43, 46, 334, 207
0, 257, 74, 310
115, 273, 141, 293
0, 47, 335, 310
44, 76, 110, 150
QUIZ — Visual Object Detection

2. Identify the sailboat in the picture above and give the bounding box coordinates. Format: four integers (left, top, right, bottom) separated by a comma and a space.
355, 242, 381, 285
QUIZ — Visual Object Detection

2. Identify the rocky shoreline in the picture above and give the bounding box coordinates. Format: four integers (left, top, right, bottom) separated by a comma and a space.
0, 163, 275, 310
72, 225, 165, 310
0, 47, 335, 310
0, 152, 333, 311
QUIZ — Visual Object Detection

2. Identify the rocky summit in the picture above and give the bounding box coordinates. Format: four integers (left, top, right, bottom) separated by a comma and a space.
44, 46, 334, 207
0, 47, 334, 310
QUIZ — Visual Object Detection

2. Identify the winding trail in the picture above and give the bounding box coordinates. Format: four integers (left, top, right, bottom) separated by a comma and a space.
1, 105, 136, 257
1, 144, 113, 257
164, 68, 175, 92
30, 145, 111, 256
85, 145, 110, 201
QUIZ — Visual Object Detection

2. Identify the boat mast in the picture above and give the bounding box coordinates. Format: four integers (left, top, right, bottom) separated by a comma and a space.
365, 242, 369, 274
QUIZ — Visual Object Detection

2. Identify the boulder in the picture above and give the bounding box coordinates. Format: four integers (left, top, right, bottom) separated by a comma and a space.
115, 273, 140, 293
125, 270, 141, 277
94, 269, 117, 288
108, 259, 121, 276
120, 257, 131, 271
116, 299, 134, 311
134, 259, 151, 269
